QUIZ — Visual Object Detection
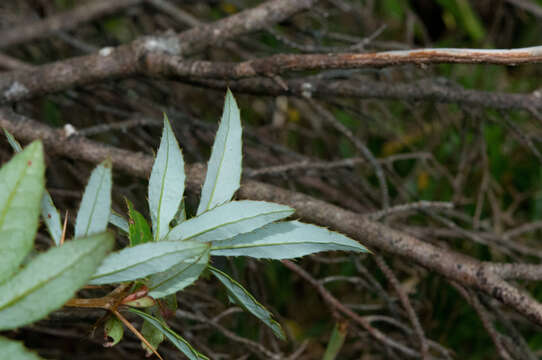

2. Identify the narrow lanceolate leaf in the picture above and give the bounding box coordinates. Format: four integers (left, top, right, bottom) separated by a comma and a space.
323, 321, 348, 360
0, 337, 44, 360
0, 141, 44, 283
148, 248, 210, 299
166, 200, 294, 242
211, 221, 368, 259
75, 160, 112, 238
148, 115, 185, 241
109, 211, 129, 233
210, 266, 285, 340
41, 192, 62, 246
129, 308, 209, 360
0, 233, 114, 330
90, 240, 209, 285
197, 90, 242, 215
127, 199, 152, 246
3, 129, 23, 152
3, 132, 62, 247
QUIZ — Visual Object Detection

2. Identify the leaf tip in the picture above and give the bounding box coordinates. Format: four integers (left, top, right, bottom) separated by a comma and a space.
101, 158, 113, 169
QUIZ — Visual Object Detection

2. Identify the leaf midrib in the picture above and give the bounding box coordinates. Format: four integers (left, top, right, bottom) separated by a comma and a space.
149, 247, 209, 292
211, 241, 364, 251
0, 156, 36, 230
91, 244, 206, 280
203, 96, 235, 213
0, 240, 102, 310
155, 126, 171, 241
80, 167, 107, 237
169, 208, 293, 241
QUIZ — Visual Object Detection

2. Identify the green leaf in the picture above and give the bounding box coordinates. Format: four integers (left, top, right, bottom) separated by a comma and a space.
454, 0, 485, 41
211, 221, 368, 259
209, 266, 285, 340
0, 141, 44, 283
109, 211, 129, 233
148, 114, 185, 241
126, 199, 152, 246
41, 192, 62, 246
141, 318, 165, 356
124, 296, 155, 308
75, 160, 112, 238
0, 336, 44, 360
3, 131, 62, 246
436, 0, 485, 41
164, 294, 178, 313
323, 322, 348, 360
148, 248, 210, 299
90, 240, 209, 285
197, 90, 242, 215
104, 316, 124, 347
0, 233, 114, 330
166, 200, 294, 242
129, 308, 208, 360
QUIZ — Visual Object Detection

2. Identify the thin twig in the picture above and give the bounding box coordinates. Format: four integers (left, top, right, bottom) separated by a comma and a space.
0, 0, 143, 49
176, 309, 281, 359
367, 201, 453, 220
374, 255, 429, 358
307, 99, 390, 209
112, 309, 164, 360
282, 260, 420, 357
452, 284, 512, 360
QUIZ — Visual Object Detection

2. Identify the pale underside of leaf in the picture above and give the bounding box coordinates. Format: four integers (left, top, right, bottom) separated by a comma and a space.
75, 160, 112, 238
109, 211, 129, 233
197, 90, 242, 215
210, 221, 368, 259
129, 308, 209, 360
148, 248, 210, 299
0, 233, 113, 330
90, 240, 208, 284
148, 115, 186, 241
210, 266, 285, 340
41, 192, 63, 246
0, 141, 44, 283
0, 336, 44, 360
166, 200, 294, 242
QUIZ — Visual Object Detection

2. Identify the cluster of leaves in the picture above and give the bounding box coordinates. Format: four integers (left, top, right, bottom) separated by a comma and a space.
0, 141, 114, 359
0, 90, 367, 359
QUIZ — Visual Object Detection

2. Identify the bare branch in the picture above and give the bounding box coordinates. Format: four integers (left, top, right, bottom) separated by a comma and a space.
145, 46, 542, 80
184, 77, 542, 113
374, 256, 429, 358
0, 0, 144, 49
282, 260, 420, 357
306, 99, 390, 209
0, 0, 320, 103
368, 201, 454, 221
3, 108, 542, 328
452, 284, 512, 360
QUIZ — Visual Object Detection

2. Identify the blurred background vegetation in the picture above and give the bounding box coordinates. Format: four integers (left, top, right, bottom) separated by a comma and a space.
1, 0, 542, 359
